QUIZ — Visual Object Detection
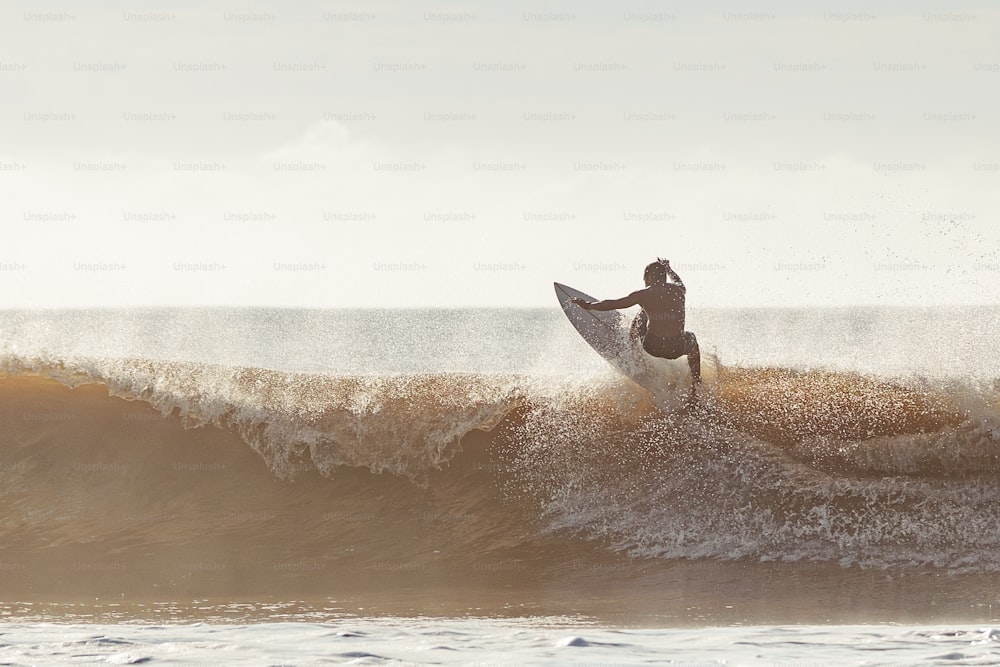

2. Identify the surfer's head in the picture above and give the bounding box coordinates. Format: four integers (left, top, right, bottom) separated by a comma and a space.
643, 258, 669, 286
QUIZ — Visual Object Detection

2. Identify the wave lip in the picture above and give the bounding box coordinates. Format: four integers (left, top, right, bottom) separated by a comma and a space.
1, 353, 522, 479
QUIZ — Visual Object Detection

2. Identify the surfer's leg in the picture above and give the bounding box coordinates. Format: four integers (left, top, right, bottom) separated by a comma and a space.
684, 331, 701, 384
630, 311, 648, 342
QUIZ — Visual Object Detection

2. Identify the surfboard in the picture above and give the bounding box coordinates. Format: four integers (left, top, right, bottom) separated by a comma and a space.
553, 282, 666, 394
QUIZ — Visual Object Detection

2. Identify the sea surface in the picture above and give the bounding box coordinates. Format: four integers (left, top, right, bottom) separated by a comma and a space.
1, 306, 999, 664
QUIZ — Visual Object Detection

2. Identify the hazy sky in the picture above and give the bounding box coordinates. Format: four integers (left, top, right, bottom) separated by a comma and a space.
2, 0, 998, 307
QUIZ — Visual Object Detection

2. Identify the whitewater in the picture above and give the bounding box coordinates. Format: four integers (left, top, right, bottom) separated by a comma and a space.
2, 306, 1000, 663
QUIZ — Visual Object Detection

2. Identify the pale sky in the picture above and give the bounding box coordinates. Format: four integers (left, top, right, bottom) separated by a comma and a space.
1, 0, 998, 307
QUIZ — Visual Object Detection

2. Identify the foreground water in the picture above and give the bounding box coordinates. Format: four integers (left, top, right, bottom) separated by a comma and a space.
1, 306, 998, 663
3, 617, 1000, 665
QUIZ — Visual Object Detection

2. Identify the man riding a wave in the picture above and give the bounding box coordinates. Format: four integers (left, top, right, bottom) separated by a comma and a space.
572, 258, 701, 384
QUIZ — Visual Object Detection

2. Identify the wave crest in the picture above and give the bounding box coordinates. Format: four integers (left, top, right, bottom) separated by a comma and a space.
1, 353, 522, 479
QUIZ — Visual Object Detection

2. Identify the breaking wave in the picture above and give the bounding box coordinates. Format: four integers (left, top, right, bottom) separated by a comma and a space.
1, 351, 999, 597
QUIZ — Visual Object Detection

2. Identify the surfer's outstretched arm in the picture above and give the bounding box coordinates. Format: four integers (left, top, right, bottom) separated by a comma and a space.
572, 291, 642, 311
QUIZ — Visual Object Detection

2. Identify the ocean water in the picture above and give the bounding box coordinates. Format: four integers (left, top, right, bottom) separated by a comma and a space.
1, 306, 999, 664
3, 619, 1000, 665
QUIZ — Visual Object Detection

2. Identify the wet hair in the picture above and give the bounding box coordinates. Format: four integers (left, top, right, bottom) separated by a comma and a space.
643, 257, 669, 286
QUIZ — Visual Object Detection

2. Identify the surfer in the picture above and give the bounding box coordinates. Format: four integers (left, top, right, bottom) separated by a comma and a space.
572, 258, 701, 385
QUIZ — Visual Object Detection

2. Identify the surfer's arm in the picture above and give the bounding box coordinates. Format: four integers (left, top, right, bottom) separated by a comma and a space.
664, 262, 685, 289
573, 291, 642, 311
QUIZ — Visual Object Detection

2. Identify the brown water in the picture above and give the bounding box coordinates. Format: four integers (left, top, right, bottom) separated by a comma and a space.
1, 346, 998, 625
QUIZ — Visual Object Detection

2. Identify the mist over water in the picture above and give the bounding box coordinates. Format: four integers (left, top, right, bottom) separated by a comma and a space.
5, 306, 998, 377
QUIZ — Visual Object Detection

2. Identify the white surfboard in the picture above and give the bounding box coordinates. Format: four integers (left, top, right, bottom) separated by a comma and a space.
554, 282, 683, 400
